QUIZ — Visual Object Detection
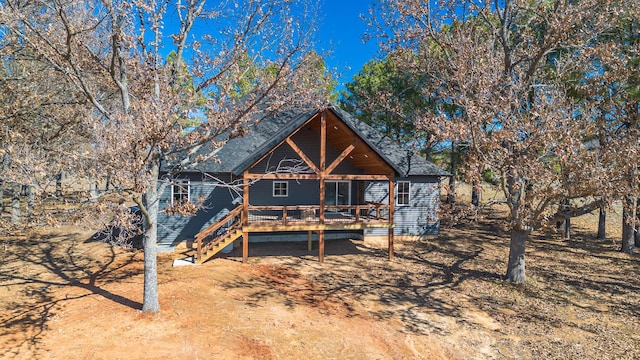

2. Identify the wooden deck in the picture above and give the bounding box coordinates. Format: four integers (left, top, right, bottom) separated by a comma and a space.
194, 203, 393, 264
245, 203, 391, 231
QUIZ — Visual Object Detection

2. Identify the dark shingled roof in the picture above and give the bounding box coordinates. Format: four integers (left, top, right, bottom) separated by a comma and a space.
332, 107, 450, 177
166, 105, 450, 177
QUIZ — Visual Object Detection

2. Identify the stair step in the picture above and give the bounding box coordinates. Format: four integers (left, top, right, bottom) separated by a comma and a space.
195, 230, 243, 264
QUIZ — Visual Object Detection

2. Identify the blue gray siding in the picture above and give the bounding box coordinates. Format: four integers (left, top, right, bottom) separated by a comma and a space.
364, 176, 441, 236
156, 173, 239, 249
157, 173, 440, 249
249, 179, 320, 206
249, 179, 358, 206
244, 178, 359, 243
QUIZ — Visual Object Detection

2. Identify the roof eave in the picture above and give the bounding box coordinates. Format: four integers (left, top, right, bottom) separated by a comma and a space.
229, 108, 319, 176
328, 107, 405, 177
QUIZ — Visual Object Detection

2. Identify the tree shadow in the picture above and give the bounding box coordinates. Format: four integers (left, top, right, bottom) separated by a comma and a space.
215, 207, 640, 343
218, 232, 502, 337
522, 228, 640, 319
0, 231, 142, 358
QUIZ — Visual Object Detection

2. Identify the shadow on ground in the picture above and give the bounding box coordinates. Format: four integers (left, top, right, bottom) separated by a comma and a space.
0, 230, 141, 358
216, 206, 639, 352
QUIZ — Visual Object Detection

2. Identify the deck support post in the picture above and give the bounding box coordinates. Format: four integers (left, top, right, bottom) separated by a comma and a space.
242, 232, 249, 263
319, 230, 325, 263
388, 228, 394, 260
307, 230, 312, 251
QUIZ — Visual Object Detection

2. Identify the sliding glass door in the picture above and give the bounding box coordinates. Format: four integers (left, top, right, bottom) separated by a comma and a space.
325, 181, 351, 207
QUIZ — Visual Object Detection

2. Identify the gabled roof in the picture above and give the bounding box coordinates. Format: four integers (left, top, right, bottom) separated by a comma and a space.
166, 105, 449, 178
332, 107, 450, 177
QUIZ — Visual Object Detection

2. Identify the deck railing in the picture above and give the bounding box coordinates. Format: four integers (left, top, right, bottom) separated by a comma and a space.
247, 202, 389, 226
193, 202, 390, 261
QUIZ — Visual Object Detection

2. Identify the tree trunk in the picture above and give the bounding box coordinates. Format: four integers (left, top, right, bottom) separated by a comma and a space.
597, 205, 606, 239
563, 217, 570, 240
26, 184, 34, 219
89, 178, 98, 202
0, 179, 4, 212
471, 180, 480, 207
55, 172, 63, 197
635, 198, 640, 247
142, 159, 161, 313
11, 185, 20, 225
621, 195, 636, 254
505, 228, 529, 283
446, 142, 456, 204
561, 198, 570, 240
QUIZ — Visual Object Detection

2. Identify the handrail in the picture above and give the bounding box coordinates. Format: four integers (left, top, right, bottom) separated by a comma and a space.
247, 204, 389, 211
195, 204, 243, 241
195, 204, 243, 261
247, 205, 319, 211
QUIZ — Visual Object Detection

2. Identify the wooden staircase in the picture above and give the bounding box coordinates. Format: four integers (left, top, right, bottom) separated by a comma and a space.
194, 204, 243, 264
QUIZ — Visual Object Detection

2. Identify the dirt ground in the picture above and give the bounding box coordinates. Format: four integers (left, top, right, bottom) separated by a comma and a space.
1, 207, 639, 359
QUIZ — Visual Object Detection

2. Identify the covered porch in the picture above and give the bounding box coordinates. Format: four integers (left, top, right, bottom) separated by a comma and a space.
239, 109, 397, 263
194, 109, 399, 264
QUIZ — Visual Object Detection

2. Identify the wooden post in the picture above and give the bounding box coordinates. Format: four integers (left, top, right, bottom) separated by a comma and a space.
318, 110, 326, 262
242, 232, 249, 263
319, 230, 325, 263
319, 180, 325, 224
243, 172, 249, 263
196, 235, 202, 262
319, 110, 326, 224
307, 230, 312, 251
388, 173, 395, 260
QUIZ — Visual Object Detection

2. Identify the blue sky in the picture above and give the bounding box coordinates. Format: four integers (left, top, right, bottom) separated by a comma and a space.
165, 1, 379, 90
315, 0, 379, 88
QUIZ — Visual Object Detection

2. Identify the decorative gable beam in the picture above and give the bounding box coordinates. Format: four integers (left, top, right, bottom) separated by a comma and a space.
326, 141, 356, 175
286, 137, 320, 174
244, 111, 321, 175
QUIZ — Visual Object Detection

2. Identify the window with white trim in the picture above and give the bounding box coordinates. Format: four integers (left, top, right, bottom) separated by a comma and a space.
171, 179, 190, 205
273, 181, 288, 197
397, 181, 410, 206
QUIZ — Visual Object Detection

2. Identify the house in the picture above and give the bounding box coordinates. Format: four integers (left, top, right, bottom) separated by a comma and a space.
157, 105, 450, 263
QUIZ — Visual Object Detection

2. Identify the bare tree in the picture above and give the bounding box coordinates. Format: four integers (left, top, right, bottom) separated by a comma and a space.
578, 6, 640, 254
0, 44, 89, 230
369, 0, 625, 282
0, 0, 328, 312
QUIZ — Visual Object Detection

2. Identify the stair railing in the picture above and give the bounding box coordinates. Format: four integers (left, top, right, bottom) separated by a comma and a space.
195, 204, 243, 261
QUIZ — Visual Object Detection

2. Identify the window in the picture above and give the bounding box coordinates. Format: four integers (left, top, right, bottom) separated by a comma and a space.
397, 181, 410, 206
171, 179, 190, 205
273, 181, 288, 197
